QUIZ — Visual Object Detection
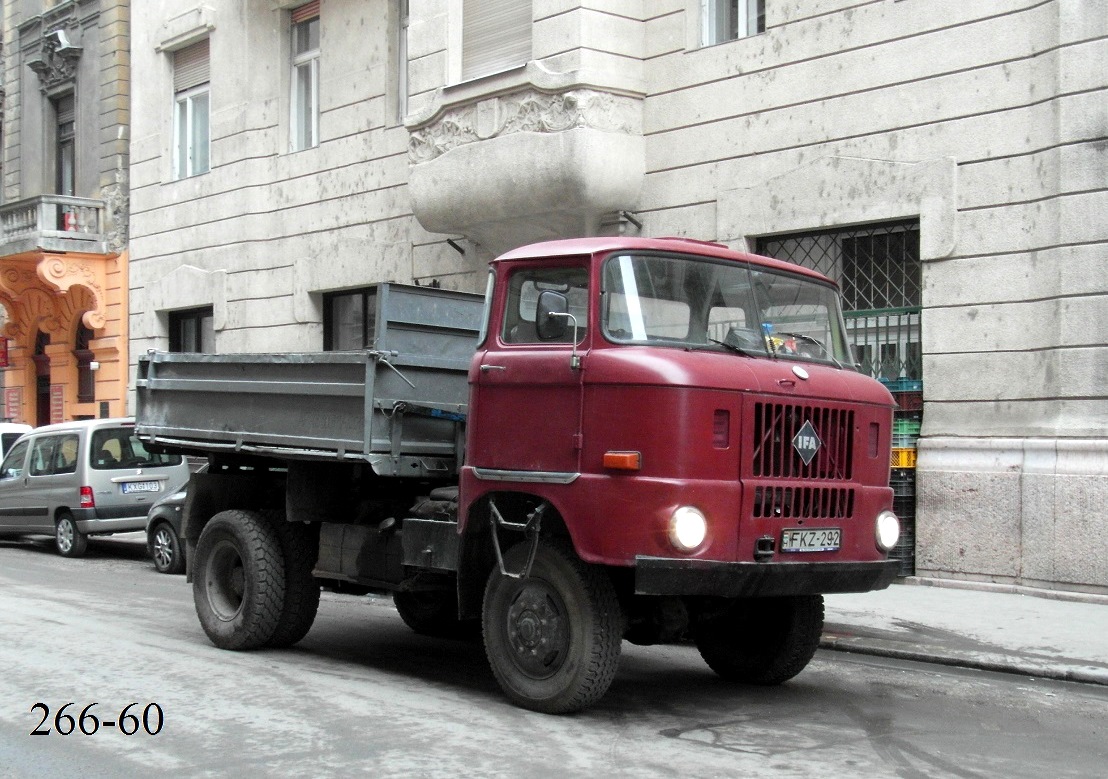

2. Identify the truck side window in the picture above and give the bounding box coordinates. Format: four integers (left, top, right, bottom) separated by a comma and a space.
501, 267, 589, 344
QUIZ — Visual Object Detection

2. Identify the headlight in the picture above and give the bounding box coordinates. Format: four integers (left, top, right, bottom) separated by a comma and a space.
875, 510, 900, 552
669, 506, 707, 552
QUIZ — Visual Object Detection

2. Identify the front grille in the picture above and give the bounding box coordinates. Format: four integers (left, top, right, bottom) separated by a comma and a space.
752, 486, 856, 519
751, 402, 854, 480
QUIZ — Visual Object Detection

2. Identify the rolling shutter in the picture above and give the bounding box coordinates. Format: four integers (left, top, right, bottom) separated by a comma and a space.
462, 0, 531, 81
292, 1, 320, 23
174, 39, 210, 93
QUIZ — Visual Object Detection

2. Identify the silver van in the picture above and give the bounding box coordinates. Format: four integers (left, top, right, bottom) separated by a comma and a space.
0, 418, 191, 557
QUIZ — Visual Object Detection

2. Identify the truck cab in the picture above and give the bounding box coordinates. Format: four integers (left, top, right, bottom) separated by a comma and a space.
463, 238, 899, 585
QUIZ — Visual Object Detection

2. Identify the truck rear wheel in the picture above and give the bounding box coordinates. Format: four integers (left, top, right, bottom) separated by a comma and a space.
695, 594, 825, 685
193, 510, 284, 650
482, 541, 622, 714
264, 514, 320, 648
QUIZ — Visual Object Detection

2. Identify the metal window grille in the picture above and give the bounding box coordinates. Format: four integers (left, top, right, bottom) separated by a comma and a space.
757, 221, 922, 382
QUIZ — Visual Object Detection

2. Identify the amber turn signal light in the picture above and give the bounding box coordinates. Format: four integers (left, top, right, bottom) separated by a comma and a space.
603, 451, 642, 470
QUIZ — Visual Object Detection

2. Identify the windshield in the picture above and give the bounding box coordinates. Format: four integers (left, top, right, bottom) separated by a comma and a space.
601, 253, 853, 368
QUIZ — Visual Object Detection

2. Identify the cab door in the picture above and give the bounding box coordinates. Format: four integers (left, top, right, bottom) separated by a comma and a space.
468, 264, 590, 478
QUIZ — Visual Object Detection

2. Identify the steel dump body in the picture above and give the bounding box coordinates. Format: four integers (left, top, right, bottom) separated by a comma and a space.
135, 284, 482, 476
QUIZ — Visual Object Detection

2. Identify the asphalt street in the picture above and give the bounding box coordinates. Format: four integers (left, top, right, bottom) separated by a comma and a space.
1, 534, 1105, 778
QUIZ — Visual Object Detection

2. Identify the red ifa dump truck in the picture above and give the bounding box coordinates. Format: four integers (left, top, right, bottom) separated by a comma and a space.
135, 236, 901, 713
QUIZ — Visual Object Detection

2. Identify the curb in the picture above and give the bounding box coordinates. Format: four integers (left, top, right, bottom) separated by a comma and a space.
819, 634, 1108, 687
895, 576, 1108, 606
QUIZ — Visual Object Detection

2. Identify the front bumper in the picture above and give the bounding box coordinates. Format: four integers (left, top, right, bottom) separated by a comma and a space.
635, 556, 900, 598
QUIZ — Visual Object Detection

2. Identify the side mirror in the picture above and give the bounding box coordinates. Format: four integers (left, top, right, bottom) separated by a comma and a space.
536, 290, 570, 341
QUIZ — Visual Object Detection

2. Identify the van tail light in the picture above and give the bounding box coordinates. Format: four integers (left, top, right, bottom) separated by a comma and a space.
80, 486, 95, 508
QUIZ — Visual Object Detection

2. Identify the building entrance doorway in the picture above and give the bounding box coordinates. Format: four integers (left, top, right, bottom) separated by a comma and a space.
33, 331, 51, 426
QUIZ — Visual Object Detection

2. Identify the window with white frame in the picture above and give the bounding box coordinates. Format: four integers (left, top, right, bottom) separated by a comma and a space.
173, 39, 210, 178
462, 0, 531, 81
703, 0, 765, 45
291, 1, 320, 151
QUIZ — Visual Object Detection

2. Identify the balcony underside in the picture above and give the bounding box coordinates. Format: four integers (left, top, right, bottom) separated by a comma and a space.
409, 127, 645, 256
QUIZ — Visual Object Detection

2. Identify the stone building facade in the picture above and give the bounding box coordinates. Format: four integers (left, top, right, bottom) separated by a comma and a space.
127, 1, 1107, 594
0, 0, 131, 424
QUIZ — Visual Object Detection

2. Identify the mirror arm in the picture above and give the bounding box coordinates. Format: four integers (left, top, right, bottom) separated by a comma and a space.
548, 312, 581, 370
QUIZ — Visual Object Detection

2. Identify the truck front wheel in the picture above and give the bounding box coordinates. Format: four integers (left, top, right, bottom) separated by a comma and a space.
193, 510, 285, 650
482, 541, 622, 714
695, 594, 824, 685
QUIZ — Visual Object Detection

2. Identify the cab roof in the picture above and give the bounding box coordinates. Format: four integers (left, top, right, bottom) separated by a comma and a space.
493, 237, 835, 286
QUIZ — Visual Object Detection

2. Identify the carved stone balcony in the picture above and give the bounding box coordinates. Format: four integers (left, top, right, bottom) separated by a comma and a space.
0, 195, 109, 257
407, 67, 645, 256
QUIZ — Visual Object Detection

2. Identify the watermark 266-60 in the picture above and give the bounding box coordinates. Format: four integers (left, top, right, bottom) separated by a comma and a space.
30, 703, 163, 736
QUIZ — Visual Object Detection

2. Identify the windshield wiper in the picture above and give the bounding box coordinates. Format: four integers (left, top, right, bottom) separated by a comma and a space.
774, 332, 844, 369
708, 338, 764, 358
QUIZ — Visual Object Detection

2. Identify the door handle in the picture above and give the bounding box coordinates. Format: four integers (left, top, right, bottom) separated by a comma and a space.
480, 364, 506, 372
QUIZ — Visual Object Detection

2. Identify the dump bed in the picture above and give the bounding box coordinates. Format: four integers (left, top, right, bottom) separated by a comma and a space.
135, 283, 482, 477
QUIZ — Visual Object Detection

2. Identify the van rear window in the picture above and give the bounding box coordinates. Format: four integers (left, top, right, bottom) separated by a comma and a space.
91, 428, 183, 470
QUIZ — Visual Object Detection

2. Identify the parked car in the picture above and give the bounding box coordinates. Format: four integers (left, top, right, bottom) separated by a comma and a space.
0, 422, 32, 459
145, 467, 199, 574
0, 418, 191, 557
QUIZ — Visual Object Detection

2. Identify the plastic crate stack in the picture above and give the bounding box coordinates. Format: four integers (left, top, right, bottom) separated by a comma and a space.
883, 378, 922, 577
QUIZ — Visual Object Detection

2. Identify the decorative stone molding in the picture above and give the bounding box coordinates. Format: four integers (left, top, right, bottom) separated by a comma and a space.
102, 177, 130, 254
27, 25, 83, 93
0, 268, 53, 340
157, 5, 216, 52
35, 257, 108, 330
408, 88, 642, 164
0, 258, 106, 342
144, 264, 228, 334
720, 156, 958, 261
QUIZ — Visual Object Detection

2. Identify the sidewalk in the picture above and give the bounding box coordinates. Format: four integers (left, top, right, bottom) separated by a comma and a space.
821, 579, 1108, 686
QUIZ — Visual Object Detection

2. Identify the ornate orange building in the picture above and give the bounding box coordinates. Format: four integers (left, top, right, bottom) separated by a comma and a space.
1, 2, 131, 426
0, 239, 127, 426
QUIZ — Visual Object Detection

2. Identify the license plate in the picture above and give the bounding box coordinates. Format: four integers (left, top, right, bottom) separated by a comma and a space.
121, 481, 160, 494
780, 527, 841, 552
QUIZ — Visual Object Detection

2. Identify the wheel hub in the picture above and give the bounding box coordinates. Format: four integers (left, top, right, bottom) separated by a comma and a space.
505, 582, 569, 678
57, 522, 73, 551
206, 539, 246, 621
153, 529, 173, 568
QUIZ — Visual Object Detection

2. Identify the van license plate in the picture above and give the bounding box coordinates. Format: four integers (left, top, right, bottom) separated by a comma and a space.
122, 481, 160, 494
781, 528, 841, 552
